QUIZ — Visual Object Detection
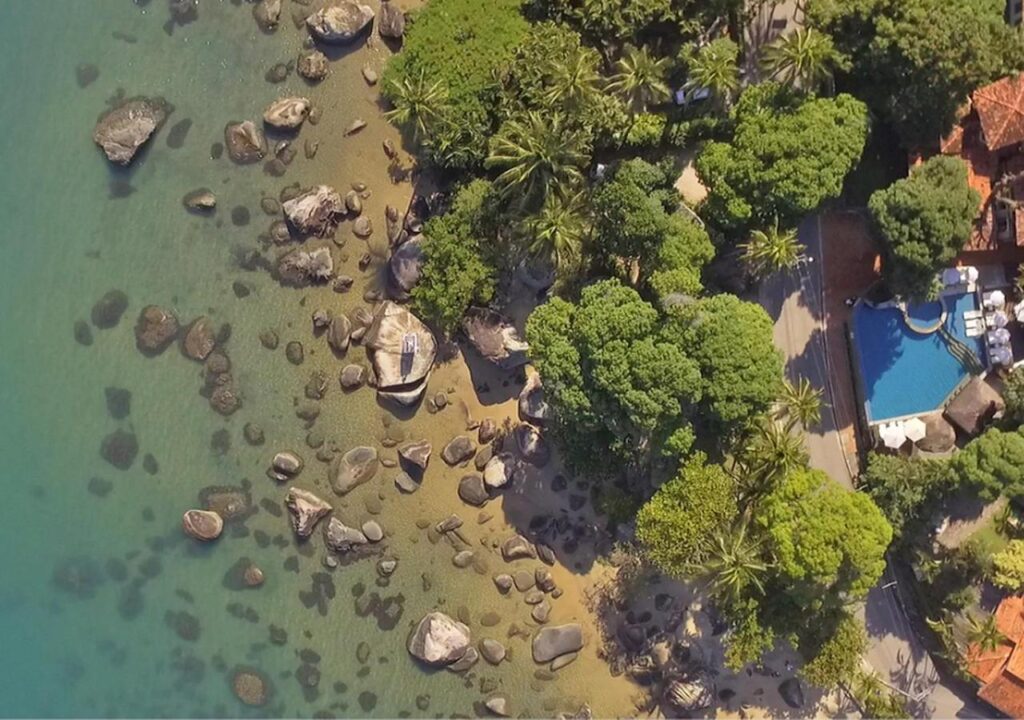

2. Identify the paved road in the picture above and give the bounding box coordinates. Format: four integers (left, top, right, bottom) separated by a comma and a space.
757, 216, 986, 718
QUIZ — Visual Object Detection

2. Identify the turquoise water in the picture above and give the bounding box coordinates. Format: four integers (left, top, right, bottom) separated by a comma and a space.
0, 2, 630, 716
853, 293, 986, 422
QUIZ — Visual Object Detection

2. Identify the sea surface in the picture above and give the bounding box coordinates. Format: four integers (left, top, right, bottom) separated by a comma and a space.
0, 2, 637, 717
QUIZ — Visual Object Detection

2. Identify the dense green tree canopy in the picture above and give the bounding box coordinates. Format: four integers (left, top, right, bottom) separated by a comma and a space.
696, 84, 869, 233
383, 0, 530, 169
800, 613, 868, 688
636, 454, 738, 574
759, 468, 892, 606
411, 181, 497, 333
663, 294, 783, 433
1005, 368, 1024, 427
808, 0, 1019, 147
860, 452, 952, 539
950, 427, 1024, 501
868, 156, 979, 300
993, 540, 1024, 592
526, 279, 703, 473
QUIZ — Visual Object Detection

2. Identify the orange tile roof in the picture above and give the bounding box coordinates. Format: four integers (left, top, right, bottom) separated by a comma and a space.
968, 598, 1024, 719
974, 75, 1024, 153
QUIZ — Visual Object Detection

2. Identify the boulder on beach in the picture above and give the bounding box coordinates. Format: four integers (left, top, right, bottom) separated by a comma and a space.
323, 516, 370, 552
364, 302, 436, 406
182, 509, 223, 541
306, 2, 375, 43
515, 424, 550, 467
329, 446, 379, 495
501, 534, 536, 561
276, 246, 334, 286
268, 451, 303, 482
442, 436, 475, 465
518, 372, 549, 426
532, 624, 583, 663
462, 307, 529, 369
282, 185, 344, 236
398, 440, 431, 470
263, 96, 311, 130
181, 317, 216, 361
297, 50, 328, 81
664, 675, 715, 714
458, 475, 489, 506
483, 454, 514, 490
326, 314, 352, 354
93, 97, 171, 165
224, 121, 267, 164
408, 612, 471, 666
386, 235, 423, 301
134, 305, 179, 355
340, 363, 366, 389
378, 0, 405, 39
252, 0, 282, 30
285, 487, 332, 539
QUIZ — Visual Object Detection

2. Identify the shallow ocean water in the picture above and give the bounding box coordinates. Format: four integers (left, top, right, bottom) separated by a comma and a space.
0, 2, 636, 717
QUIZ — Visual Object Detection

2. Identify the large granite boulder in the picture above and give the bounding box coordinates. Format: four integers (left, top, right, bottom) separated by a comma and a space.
306, 2, 374, 43
276, 247, 334, 286
182, 509, 223, 541
518, 372, 549, 426
664, 675, 715, 715
93, 97, 171, 165
329, 446, 379, 494
134, 305, 179, 355
408, 612, 471, 666
323, 516, 369, 553
442, 436, 475, 466
462, 307, 529, 369
483, 454, 514, 490
297, 50, 328, 81
778, 678, 805, 709
181, 317, 216, 361
532, 624, 583, 663
378, 0, 405, 38
515, 424, 550, 467
262, 97, 311, 130
282, 185, 344, 236
398, 440, 431, 470
285, 487, 332, 538
386, 235, 423, 301
364, 302, 436, 406
224, 121, 266, 164
252, 0, 282, 30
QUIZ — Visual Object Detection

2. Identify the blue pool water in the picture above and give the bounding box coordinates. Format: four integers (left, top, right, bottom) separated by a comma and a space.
853, 293, 987, 422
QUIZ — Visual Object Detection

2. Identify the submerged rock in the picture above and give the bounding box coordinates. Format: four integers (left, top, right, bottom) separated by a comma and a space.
134, 305, 179, 355
91, 289, 129, 328
329, 446, 379, 495
285, 487, 332, 539
277, 246, 334, 286
182, 509, 223, 541
101, 429, 138, 470
263, 96, 311, 130
282, 185, 344, 236
93, 97, 171, 165
252, 0, 282, 30
183, 188, 216, 212
181, 317, 216, 361
323, 516, 369, 552
408, 612, 471, 666
231, 667, 270, 706
297, 50, 328, 81
306, 3, 375, 44
268, 451, 303, 482
364, 302, 436, 406
224, 121, 267, 164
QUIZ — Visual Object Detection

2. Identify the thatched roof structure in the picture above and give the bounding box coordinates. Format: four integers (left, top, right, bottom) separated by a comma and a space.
917, 412, 957, 453
944, 377, 1004, 437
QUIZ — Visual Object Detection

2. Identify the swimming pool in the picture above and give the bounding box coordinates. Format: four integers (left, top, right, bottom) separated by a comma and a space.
853, 292, 987, 423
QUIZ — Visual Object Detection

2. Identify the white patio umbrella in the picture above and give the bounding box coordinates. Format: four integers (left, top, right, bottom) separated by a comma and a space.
880, 423, 907, 449
993, 347, 1014, 366
904, 417, 927, 443
966, 266, 980, 283
994, 327, 1012, 344
991, 289, 1007, 307
993, 310, 1009, 328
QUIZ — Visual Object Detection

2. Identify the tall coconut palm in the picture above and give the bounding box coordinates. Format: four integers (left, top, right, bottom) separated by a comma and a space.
776, 377, 823, 430
607, 45, 671, 114
383, 73, 450, 143
761, 28, 842, 93
740, 218, 806, 279
525, 192, 588, 274
681, 37, 739, 111
542, 48, 603, 112
485, 111, 589, 211
966, 613, 1006, 654
689, 521, 769, 609
737, 419, 809, 503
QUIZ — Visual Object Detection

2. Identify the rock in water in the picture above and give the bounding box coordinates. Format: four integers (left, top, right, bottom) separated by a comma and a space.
276, 247, 334, 286
408, 612, 471, 666
340, 364, 365, 390
297, 50, 329, 81
378, 0, 405, 38
480, 639, 506, 665
532, 624, 583, 663
92, 97, 171, 165
101, 429, 138, 470
182, 188, 216, 212
91, 290, 129, 329
231, 668, 269, 706
282, 185, 343, 236
326, 314, 352, 354
306, 2, 375, 43
262, 97, 311, 130
268, 451, 303, 482
323, 517, 369, 552
252, 0, 281, 30
134, 305, 179, 355
386, 235, 423, 301
364, 302, 436, 406
285, 487, 332, 539
224, 121, 267, 164
485, 697, 510, 717
182, 509, 223, 541
181, 317, 216, 361
329, 446, 379, 494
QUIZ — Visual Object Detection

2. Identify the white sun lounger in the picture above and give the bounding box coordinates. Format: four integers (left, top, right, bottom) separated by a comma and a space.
964, 309, 984, 321
965, 319, 985, 337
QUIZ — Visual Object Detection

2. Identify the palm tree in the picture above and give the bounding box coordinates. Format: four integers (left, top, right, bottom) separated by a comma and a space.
542, 48, 603, 112
689, 521, 769, 609
485, 111, 589, 211
776, 377, 823, 430
740, 218, 806, 278
607, 45, 671, 114
761, 28, 842, 93
737, 419, 809, 502
966, 613, 1006, 654
525, 192, 588, 274
681, 38, 739, 111
383, 73, 450, 143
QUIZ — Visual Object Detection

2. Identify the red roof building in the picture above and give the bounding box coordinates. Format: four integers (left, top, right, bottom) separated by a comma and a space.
967, 597, 1024, 717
